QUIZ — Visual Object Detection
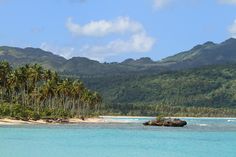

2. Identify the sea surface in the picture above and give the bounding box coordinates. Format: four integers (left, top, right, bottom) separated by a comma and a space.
1, 117, 236, 157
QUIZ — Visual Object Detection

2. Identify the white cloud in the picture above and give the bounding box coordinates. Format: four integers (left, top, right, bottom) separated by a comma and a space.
64, 16, 156, 61
153, 0, 172, 9
229, 19, 236, 38
219, 0, 236, 5
66, 16, 144, 37
79, 33, 155, 61
40, 32, 155, 62
40, 43, 75, 59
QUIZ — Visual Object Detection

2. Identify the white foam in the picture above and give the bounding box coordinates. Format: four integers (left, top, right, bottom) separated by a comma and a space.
198, 124, 208, 126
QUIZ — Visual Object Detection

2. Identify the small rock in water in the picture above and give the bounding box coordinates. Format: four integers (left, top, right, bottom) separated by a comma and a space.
143, 118, 187, 127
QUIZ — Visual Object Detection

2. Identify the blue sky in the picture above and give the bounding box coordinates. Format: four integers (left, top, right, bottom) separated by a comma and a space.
0, 0, 236, 62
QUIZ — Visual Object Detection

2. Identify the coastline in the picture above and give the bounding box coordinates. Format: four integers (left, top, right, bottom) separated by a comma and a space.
0, 117, 105, 125
100, 116, 236, 119
1, 116, 236, 125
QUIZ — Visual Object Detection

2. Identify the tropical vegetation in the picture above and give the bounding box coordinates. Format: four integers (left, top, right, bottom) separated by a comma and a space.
0, 61, 102, 120
82, 64, 236, 117
2, 37, 236, 117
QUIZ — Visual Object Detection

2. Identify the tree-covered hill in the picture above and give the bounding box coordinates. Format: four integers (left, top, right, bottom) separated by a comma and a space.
1, 38, 236, 116
0, 46, 66, 70
1, 38, 236, 76
81, 64, 236, 116
160, 38, 236, 69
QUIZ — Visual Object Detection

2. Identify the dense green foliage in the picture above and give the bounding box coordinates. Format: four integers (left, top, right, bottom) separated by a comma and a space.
82, 64, 236, 116
1, 38, 236, 117
99, 103, 236, 117
0, 61, 102, 120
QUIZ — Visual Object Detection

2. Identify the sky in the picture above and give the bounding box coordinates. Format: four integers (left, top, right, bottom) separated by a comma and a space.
0, 0, 236, 62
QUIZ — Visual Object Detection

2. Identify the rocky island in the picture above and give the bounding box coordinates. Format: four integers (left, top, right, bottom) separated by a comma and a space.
143, 118, 187, 127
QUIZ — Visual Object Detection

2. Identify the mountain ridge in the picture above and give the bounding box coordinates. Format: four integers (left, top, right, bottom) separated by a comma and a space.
1, 38, 236, 113
0, 38, 236, 76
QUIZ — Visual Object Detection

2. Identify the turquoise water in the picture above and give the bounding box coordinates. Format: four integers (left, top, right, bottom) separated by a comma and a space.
1, 118, 236, 157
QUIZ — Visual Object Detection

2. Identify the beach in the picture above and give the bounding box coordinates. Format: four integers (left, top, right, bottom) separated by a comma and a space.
0, 117, 106, 125
0, 116, 156, 125
0, 116, 159, 125
1, 116, 236, 125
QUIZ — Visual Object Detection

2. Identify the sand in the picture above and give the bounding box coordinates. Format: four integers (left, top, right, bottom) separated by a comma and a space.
0, 117, 105, 125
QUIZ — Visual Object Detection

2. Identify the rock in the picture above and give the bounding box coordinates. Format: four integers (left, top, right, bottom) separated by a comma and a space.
80, 116, 85, 121
20, 117, 29, 121
44, 118, 69, 123
44, 118, 54, 123
143, 118, 187, 127
56, 118, 69, 123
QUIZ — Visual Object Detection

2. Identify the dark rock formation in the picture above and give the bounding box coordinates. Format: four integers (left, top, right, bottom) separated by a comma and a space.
44, 118, 69, 124
143, 118, 187, 127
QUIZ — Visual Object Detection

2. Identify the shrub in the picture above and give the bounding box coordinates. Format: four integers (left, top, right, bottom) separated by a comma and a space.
30, 112, 41, 121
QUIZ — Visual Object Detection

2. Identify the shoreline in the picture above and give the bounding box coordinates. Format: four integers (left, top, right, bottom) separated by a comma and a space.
0, 118, 106, 125
100, 116, 236, 119
1, 116, 236, 125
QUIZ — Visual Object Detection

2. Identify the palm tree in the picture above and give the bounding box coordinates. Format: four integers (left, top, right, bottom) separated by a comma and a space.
80, 89, 94, 116
92, 92, 102, 113
57, 79, 72, 111
71, 80, 85, 115
0, 61, 12, 101
29, 64, 44, 88
7, 70, 20, 103
0, 61, 102, 119
40, 80, 56, 109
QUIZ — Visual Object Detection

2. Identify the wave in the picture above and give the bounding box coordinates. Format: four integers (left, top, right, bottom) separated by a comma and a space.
198, 124, 208, 126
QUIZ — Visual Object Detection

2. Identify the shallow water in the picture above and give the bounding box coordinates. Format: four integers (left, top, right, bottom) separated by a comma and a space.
1, 118, 236, 157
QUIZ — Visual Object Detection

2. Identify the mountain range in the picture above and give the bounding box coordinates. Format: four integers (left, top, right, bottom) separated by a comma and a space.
1, 38, 236, 115
1, 38, 236, 76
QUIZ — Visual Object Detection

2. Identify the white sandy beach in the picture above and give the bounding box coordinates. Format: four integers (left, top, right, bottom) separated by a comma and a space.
0, 116, 150, 125
0, 117, 105, 125
0, 118, 47, 125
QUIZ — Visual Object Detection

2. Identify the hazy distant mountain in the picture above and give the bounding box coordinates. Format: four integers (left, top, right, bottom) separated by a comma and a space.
1, 38, 236, 76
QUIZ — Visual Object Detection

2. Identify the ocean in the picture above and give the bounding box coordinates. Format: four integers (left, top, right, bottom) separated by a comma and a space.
1, 117, 236, 157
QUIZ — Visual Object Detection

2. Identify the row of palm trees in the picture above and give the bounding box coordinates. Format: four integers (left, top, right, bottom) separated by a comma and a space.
0, 61, 102, 117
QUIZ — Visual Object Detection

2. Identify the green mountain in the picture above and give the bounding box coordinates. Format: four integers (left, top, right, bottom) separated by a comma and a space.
1, 38, 236, 116
160, 38, 236, 69
81, 64, 236, 116
0, 47, 164, 76
84, 64, 236, 107
0, 46, 66, 70
1, 38, 236, 76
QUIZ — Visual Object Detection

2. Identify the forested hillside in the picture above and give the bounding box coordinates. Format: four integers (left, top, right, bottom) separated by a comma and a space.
82, 64, 236, 116
1, 38, 236, 116
1, 38, 236, 76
